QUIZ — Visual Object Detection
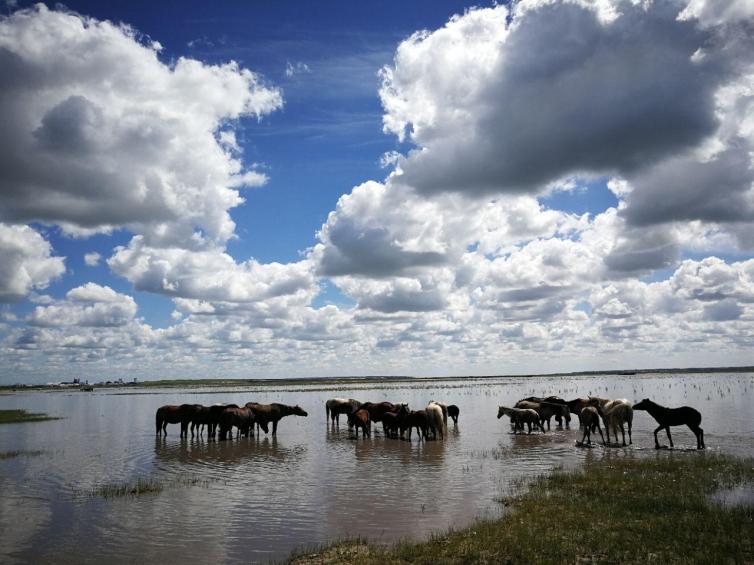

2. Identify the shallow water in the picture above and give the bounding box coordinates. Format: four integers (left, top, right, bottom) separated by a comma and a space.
1, 372, 753, 564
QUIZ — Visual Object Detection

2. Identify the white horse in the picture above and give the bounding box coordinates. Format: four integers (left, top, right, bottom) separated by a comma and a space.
426, 402, 446, 440
588, 397, 633, 446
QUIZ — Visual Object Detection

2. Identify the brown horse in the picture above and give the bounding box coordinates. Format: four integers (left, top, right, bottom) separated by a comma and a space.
633, 398, 705, 449
519, 397, 571, 428
348, 408, 371, 438
578, 406, 605, 446
245, 403, 307, 435
358, 402, 398, 426
381, 404, 407, 438
326, 398, 362, 426
155, 404, 201, 437
218, 406, 255, 440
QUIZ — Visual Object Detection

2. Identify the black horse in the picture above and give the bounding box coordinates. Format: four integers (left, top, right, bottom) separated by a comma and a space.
633, 398, 705, 449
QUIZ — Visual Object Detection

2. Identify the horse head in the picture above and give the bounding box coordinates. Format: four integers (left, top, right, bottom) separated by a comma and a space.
632, 399, 650, 411
292, 405, 308, 417
497, 406, 505, 419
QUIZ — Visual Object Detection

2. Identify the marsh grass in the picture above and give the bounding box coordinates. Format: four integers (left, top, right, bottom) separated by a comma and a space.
0, 449, 45, 460
287, 453, 754, 564
87, 475, 217, 499
0, 409, 60, 424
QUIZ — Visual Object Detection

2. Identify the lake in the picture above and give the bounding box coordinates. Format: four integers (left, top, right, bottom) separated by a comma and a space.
1, 372, 753, 564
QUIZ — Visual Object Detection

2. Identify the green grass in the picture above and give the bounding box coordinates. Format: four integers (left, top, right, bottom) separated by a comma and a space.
87, 475, 217, 499
287, 453, 754, 565
0, 449, 45, 460
0, 409, 59, 424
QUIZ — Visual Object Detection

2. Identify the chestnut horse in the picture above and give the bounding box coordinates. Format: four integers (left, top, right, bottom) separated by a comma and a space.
155, 404, 201, 437
245, 402, 307, 435
348, 408, 371, 438
218, 406, 256, 440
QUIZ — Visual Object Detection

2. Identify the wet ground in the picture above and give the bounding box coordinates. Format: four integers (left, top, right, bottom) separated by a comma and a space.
1, 372, 752, 564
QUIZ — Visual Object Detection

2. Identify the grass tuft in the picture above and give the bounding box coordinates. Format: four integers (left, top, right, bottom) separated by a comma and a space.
286, 453, 754, 564
0, 409, 60, 424
87, 475, 215, 499
0, 449, 45, 460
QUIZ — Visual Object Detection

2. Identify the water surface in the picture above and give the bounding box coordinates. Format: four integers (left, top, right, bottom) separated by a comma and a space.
1, 372, 752, 564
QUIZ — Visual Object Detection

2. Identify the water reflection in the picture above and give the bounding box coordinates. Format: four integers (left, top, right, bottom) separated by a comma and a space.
0, 372, 752, 564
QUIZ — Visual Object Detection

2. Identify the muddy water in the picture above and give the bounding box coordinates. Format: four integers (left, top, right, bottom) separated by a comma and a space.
1, 372, 753, 564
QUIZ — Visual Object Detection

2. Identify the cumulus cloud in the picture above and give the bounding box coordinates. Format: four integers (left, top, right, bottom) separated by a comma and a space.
83, 252, 101, 267
109, 236, 316, 303
0, 223, 65, 302
0, 5, 282, 246
28, 283, 138, 327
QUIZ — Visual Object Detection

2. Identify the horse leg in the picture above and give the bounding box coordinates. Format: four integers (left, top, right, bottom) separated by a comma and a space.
628, 419, 632, 444
665, 427, 673, 448
596, 423, 605, 444
620, 423, 626, 446
272, 420, 278, 435
653, 425, 663, 448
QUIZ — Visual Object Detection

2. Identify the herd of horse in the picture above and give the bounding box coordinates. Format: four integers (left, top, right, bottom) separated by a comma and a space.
154, 394, 705, 450
326, 398, 460, 440
155, 402, 308, 440
497, 395, 705, 449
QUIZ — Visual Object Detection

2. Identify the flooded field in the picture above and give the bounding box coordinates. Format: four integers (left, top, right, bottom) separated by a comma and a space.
1, 372, 753, 564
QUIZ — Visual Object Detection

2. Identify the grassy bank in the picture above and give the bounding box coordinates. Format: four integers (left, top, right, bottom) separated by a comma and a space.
0, 409, 59, 424
288, 453, 754, 564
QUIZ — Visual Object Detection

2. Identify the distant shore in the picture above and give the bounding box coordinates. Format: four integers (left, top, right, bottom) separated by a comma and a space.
1, 365, 752, 392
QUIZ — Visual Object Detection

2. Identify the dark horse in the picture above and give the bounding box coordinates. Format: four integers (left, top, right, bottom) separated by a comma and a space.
155, 404, 201, 437
245, 402, 307, 435
358, 402, 399, 427
633, 398, 705, 449
447, 404, 460, 425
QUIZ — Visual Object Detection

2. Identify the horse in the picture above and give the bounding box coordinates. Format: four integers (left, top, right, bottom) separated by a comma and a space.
425, 402, 446, 440
588, 397, 633, 446
566, 398, 591, 427
578, 406, 605, 446
245, 403, 307, 435
497, 406, 543, 434
515, 400, 568, 430
633, 398, 705, 449
348, 408, 371, 438
520, 396, 571, 427
155, 404, 201, 437
429, 400, 449, 428
205, 404, 240, 438
381, 404, 407, 438
447, 404, 460, 425
218, 406, 256, 440
358, 402, 398, 427
326, 398, 361, 426
398, 408, 429, 440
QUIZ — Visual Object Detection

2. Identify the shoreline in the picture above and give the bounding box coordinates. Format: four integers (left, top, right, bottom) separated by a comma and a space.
2, 365, 753, 393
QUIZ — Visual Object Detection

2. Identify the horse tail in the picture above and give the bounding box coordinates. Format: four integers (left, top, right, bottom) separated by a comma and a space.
155, 409, 162, 434
325, 401, 330, 420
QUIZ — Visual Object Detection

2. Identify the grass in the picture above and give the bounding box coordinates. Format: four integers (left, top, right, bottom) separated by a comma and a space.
286, 453, 754, 564
87, 475, 217, 499
0, 409, 59, 424
0, 449, 45, 460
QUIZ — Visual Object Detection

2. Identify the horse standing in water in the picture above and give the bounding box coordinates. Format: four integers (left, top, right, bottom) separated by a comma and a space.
155, 404, 200, 437
588, 397, 633, 446
633, 398, 705, 449
578, 406, 605, 446
447, 404, 460, 425
325, 398, 361, 426
348, 408, 371, 438
245, 403, 307, 435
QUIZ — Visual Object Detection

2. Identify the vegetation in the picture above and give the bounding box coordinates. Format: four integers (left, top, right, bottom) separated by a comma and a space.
0, 409, 59, 424
87, 475, 216, 499
0, 449, 45, 460
287, 453, 754, 564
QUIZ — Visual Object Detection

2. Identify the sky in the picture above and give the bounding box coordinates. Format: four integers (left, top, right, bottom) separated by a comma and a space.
1, 0, 754, 384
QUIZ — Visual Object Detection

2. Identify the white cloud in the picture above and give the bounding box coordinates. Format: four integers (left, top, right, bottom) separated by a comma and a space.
0, 224, 65, 302
28, 283, 138, 327
0, 5, 282, 247
83, 252, 101, 266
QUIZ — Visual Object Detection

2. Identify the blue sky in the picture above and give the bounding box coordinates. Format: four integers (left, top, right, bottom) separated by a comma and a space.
1, 0, 753, 383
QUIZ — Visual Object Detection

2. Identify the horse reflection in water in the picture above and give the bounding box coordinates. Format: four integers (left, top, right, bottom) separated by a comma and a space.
154, 434, 304, 468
